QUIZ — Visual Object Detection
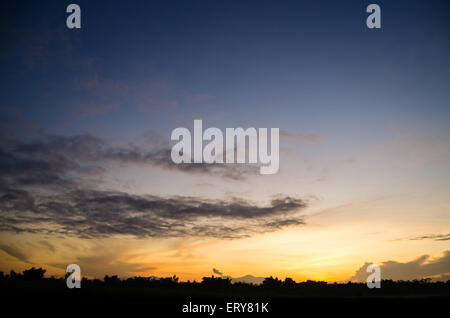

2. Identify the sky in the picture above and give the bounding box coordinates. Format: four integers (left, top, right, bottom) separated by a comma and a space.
0, 0, 449, 282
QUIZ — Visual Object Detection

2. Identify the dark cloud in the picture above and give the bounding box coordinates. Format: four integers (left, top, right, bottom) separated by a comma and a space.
0, 134, 105, 191
0, 148, 77, 188
0, 132, 259, 184
15, 134, 105, 161
349, 251, 450, 282
0, 187, 306, 239
212, 268, 223, 276
105, 148, 260, 180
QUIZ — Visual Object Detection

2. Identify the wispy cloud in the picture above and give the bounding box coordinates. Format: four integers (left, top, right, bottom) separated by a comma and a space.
280, 131, 322, 144
51, 251, 157, 278
408, 234, 450, 241
0, 243, 31, 264
392, 233, 450, 242
0, 186, 306, 239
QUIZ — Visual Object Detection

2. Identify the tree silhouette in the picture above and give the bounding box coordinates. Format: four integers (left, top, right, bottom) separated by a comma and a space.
262, 276, 283, 289
201, 275, 232, 289
0, 266, 448, 299
22, 267, 46, 281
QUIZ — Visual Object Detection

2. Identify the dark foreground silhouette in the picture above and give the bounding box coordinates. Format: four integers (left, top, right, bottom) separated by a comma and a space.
1, 267, 449, 316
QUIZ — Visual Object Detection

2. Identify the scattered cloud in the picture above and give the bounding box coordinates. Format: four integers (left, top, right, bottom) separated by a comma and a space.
349, 251, 450, 282
212, 268, 223, 276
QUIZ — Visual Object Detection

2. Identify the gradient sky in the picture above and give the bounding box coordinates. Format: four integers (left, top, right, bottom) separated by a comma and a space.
0, 0, 449, 282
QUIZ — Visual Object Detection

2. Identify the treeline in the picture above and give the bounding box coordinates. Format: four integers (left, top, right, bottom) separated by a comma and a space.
1, 267, 449, 298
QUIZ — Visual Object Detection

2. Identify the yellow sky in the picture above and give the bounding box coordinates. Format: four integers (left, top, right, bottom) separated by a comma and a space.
1, 192, 448, 282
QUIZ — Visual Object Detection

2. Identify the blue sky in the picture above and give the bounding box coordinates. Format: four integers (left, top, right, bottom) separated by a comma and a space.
2, 0, 450, 143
